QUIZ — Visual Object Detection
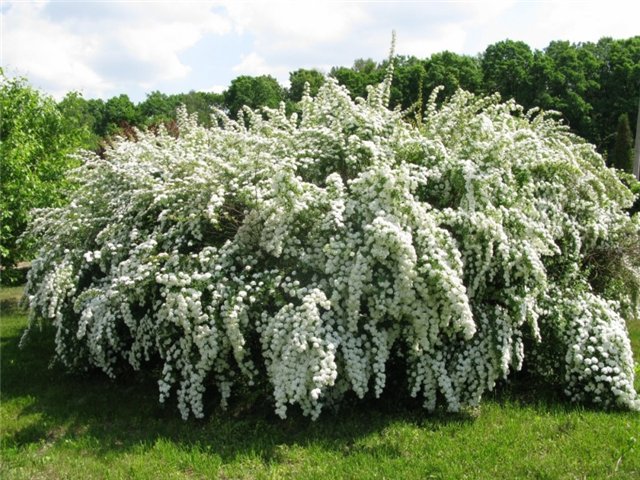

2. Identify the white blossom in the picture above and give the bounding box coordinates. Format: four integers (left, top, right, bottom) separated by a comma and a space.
22, 63, 639, 419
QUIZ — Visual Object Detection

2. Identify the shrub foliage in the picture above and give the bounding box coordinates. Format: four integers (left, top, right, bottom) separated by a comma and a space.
23, 65, 640, 419
0, 75, 84, 269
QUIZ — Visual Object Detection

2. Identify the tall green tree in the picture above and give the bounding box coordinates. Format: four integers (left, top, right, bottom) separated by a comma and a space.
590, 37, 640, 155
102, 94, 139, 135
634, 95, 640, 179
611, 113, 634, 172
288, 69, 325, 102
0, 75, 85, 269
84, 98, 106, 138
530, 41, 598, 139
223, 75, 284, 118
481, 40, 535, 105
330, 59, 385, 99
138, 91, 178, 126
423, 51, 483, 102
387, 56, 425, 111
57, 92, 102, 150
173, 91, 224, 126
329, 66, 367, 98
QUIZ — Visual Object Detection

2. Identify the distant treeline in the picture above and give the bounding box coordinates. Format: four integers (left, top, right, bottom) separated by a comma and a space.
58, 36, 639, 165
2, 36, 639, 272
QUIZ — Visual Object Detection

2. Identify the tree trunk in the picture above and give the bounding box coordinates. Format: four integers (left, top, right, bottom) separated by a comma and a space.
634, 94, 640, 179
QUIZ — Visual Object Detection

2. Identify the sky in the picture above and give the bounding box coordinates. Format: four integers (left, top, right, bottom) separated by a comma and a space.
1, 0, 639, 102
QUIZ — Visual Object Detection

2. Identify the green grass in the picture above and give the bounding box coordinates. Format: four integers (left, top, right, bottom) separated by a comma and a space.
0, 286, 26, 310
1, 285, 639, 479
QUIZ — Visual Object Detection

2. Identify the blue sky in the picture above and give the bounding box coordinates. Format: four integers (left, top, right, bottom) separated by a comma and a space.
2, 0, 638, 102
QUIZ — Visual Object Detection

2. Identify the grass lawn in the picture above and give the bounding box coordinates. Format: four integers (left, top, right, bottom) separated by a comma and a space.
1, 285, 639, 479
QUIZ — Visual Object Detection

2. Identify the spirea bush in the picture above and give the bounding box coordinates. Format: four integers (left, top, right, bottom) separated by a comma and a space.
23, 64, 640, 419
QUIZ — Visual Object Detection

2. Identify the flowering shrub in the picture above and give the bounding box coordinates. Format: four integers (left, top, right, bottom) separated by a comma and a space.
23, 64, 639, 419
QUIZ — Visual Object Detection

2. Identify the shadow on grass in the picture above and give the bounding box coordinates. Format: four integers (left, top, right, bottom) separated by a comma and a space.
0, 291, 26, 315
1, 313, 630, 467
0, 319, 476, 466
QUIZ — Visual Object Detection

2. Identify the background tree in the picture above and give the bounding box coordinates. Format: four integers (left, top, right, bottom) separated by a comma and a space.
173, 91, 224, 127
634, 95, 640, 179
530, 41, 598, 139
288, 69, 325, 102
138, 91, 178, 127
423, 51, 483, 102
387, 56, 425, 111
10, 35, 640, 168
84, 98, 106, 140
481, 40, 535, 106
330, 58, 385, 99
0, 75, 85, 271
102, 94, 139, 135
611, 113, 634, 172
57, 92, 103, 151
590, 37, 640, 154
223, 75, 284, 118
140, 91, 225, 129
329, 66, 365, 98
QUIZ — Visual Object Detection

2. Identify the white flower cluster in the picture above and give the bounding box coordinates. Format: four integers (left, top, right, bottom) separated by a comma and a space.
23, 64, 639, 418
531, 288, 638, 409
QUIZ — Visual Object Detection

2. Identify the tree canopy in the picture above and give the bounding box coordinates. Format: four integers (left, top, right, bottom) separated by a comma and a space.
41, 35, 637, 161
224, 75, 284, 118
289, 69, 325, 103
0, 75, 86, 269
611, 113, 634, 172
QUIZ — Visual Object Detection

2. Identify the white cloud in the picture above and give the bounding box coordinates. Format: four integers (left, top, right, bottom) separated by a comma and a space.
112, 1, 231, 73
223, 0, 369, 50
526, 1, 640, 48
232, 52, 290, 82
2, 0, 231, 98
2, 1, 112, 98
2, 0, 637, 101
460, 0, 516, 24
471, 0, 640, 52
222, 0, 517, 76
389, 0, 515, 57
208, 84, 226, 94
233, 52, 268, 75
397, 24, 468, 58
